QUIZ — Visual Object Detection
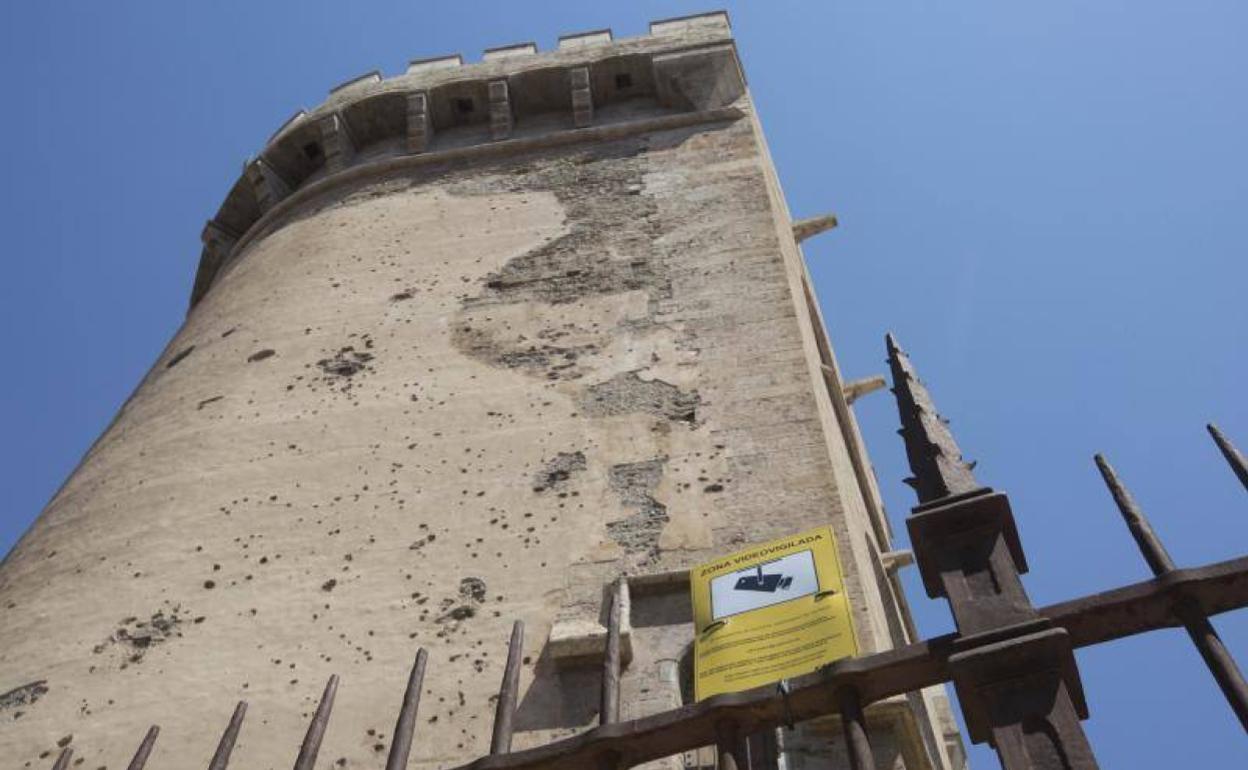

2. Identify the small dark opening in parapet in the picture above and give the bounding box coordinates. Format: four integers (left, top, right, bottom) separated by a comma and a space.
302, 142, 323, 161
615, 73, 633, 90
454, 98, 475, 114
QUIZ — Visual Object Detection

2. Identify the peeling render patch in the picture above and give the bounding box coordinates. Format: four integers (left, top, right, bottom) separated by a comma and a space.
533, 452, 586, 493
0, 681, 47, 716
476, 232, 663, 307
452, 323, 600, 382
458, 577, 487, 603
312, 338, 377, 396
606, 458, 668, 561
579, 372, 699, 424
458, 147, 667, 310
451, 142, 676, 384
91, 606, 199, 670
317, 348, 372, 377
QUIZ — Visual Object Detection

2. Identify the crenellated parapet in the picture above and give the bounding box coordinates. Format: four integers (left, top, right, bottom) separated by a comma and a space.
190, 11, 746, 308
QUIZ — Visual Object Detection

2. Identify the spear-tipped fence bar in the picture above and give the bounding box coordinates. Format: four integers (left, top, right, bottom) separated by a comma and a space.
386, 649, 429, 770
1209, 423, 1248, 493
597, 581, 625, 770
50, 747, 72, 770
126, 725, 159, 770
1095, 453, 1248, 730
492, 622, 526, 754
884, 333, 979, 503
293, 675, 337, 770
835, 686, 874, 770
601, 581, 623, 728
207, 701, 247, 770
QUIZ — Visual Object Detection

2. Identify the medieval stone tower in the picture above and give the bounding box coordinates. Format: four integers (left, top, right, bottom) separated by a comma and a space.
0, 13, 964, 770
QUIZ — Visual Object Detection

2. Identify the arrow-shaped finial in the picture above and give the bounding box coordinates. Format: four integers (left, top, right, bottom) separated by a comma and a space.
885, 334, 981, 505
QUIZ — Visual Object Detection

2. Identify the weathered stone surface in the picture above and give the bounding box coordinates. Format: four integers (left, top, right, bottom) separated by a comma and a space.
0, 14, 961, 770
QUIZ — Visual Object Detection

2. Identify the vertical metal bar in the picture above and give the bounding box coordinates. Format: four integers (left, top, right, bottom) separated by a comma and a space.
1209, 423, 1248, 493
600, 581, 623, 727
293, 674, 338, 770
747, 729, 780, 770
208, 701, 247, 770
596, 582, 626, 770
1093, 455, 1176, 573
1096, 454, 1248, 730
491, 621, 526, 754
836, 687, 875, 770
50, 747, 72, 770
1183, 613, 1248, 731
386, 648, 428, 770
715, 721, 747, 770
126, 725, 160, 770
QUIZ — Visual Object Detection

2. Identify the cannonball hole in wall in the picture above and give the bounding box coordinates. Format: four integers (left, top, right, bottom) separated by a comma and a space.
302, 143, 323, 161
614, 72, 633, 90
455, 98, 475, 115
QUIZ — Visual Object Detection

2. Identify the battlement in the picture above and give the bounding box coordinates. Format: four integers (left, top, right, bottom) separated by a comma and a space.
190, 11, 745, 308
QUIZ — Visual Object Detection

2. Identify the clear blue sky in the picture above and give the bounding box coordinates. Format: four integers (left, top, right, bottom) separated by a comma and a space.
1, 1, 1244, 765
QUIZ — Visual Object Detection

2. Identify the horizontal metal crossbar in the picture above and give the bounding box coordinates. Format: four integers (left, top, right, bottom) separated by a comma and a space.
452, 555, 1248, 770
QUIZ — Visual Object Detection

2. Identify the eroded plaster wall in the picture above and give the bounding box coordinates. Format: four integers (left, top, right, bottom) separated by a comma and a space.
0, 41, 955, 770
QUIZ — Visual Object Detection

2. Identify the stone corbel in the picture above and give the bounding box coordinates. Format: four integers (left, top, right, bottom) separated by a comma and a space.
842, 375, 887, 405
488, 79, 513, 140
318, 113, 356, 173
570, 66, 593, 128
793, 213, 839, 243
191, 220, 241, 307
244, 158, 292, 214
879, 549, 915, 574
547, 580, 633, 668
406, 91, 432, 153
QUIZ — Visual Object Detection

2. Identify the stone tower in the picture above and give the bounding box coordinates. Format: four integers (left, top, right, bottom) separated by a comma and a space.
0, 13, 964, 769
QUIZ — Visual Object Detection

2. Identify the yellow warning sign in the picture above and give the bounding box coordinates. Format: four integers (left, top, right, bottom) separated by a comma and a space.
691, 526, 858, 700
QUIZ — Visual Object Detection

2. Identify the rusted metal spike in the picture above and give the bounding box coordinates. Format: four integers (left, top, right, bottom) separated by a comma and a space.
50, 747, 72, 770
600, 580, 623, 727
1209, 423, 1248, 493
208, 701, 248, 770
1093, 455, 1176, 574
1185, 613, 1248, 731
836, 686, 875, 770
885, 334, 980, 504
386, 649, 429, 770
595, 750, 623, 770
126, 725, 160, 770
490, 621, 526, 754
1095, 453, 1248, 730
293, 675, 339, 770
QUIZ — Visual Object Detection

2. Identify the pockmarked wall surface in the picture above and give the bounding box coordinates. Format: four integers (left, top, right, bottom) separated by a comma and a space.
0, 14, 964, 770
